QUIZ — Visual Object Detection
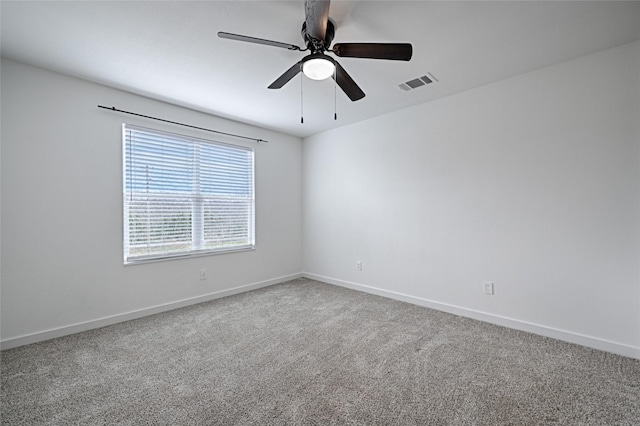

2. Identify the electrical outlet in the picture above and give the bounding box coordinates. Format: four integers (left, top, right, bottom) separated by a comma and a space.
356, 261, 362, 271
483, 281, 494, 295
200, 269, 207, 280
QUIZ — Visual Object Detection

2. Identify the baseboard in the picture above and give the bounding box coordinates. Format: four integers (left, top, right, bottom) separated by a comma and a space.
303, 272, 640, 360
1, 272, 303, 350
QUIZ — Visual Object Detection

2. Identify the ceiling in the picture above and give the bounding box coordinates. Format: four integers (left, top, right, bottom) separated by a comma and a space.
2, 1, 639, 139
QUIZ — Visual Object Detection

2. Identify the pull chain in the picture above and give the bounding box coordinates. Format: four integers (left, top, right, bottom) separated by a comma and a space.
333, 66, 337, 120
300, 63, 304, 124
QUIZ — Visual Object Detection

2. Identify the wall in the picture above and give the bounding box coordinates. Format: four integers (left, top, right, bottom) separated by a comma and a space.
1, 59, 303, 347
303, 41, 640, 359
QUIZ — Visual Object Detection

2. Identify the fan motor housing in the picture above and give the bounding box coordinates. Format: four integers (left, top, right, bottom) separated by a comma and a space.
301, 18, 336, 52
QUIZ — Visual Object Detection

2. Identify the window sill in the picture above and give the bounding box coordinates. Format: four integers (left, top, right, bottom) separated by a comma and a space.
124, 245, 255, 265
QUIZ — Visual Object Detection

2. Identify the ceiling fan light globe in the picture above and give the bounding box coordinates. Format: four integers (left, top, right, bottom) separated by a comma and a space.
302, 58, 335, 80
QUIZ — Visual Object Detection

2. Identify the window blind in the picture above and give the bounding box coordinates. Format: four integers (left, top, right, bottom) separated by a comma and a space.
123, 124, 255, 264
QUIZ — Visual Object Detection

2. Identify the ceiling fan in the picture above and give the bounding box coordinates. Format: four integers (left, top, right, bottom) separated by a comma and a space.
218, 0, 413, 102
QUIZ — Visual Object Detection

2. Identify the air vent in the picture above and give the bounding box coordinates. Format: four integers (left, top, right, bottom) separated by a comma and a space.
398, 73, 438, 91
406, 78, 425, 89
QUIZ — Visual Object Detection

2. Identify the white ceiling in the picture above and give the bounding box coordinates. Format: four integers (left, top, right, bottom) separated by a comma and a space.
2, 1, 639, 138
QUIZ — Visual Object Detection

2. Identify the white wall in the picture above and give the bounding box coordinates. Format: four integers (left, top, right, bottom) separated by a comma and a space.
1, 59, 303, 347
303, 41, 640, 359
3, 41, 639, 359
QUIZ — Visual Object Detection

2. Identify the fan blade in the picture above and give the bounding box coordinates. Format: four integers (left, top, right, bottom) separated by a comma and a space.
305, 0, 331, 42
268, 62, 302, 89
218, 32, 301, 51
333, 43, 413, 61
332, 61, 365, 101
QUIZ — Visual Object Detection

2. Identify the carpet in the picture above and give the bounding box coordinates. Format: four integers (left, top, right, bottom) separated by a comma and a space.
2, 278, 639, 425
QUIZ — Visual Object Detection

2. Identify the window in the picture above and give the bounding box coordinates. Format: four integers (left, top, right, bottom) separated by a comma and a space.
123, 124, 255, 264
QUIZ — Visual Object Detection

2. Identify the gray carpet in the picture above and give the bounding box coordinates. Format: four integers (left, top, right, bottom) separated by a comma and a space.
2, 278, 639, 425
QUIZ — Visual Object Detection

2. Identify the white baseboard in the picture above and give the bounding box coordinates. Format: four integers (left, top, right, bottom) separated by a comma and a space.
303, 272, 640, 360
1, 273, 303, 350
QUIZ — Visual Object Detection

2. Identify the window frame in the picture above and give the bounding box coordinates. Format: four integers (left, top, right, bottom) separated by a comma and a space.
122, 124, 255, 265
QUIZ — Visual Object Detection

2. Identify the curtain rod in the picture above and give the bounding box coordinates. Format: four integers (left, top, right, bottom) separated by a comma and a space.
97, 105, 268, 143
